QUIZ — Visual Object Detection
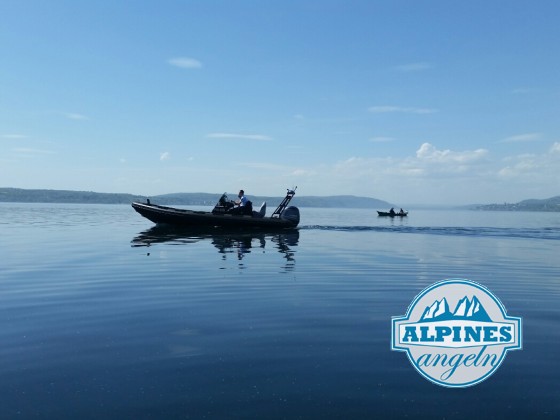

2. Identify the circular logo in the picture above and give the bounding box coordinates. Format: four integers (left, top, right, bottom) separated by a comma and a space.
391, 278, 522, 387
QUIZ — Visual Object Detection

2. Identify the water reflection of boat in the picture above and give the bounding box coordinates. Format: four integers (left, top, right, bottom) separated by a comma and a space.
131, 225, 299, 263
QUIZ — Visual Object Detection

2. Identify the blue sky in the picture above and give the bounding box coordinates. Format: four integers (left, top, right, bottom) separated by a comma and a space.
1, 1, 559, 205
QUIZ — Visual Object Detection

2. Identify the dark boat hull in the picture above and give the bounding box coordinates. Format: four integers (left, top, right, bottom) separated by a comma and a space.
377, 211, 408, 217
132, 202, 299, 229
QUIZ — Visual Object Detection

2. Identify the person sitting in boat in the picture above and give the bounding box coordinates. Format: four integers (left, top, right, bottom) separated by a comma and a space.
389, 207, 396, 216
230, 190, 253, 215
399, 208, 405, 215
235, 190, 248, 207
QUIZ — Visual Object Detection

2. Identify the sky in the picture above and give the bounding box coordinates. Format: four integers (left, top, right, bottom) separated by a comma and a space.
1, 0, 559, 205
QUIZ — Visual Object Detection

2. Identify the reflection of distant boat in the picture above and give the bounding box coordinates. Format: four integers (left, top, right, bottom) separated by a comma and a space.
131, 225, 299, 263
377, 211, 408, 217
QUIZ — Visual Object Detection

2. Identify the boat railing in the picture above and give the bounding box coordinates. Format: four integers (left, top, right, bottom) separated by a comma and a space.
271, 187, 297, 218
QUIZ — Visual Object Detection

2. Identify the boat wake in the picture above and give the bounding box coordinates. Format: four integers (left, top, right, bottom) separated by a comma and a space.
299, 225, 560, 241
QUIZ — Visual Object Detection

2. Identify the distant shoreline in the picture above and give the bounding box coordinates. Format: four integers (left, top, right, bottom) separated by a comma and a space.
0, 188, 391, 209
1, 188, 559, 211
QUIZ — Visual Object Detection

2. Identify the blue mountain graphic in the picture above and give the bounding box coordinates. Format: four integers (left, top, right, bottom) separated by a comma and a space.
420, 296, 491, 322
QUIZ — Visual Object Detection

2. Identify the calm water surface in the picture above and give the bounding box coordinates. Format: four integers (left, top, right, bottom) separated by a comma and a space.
1, 203, 559, 418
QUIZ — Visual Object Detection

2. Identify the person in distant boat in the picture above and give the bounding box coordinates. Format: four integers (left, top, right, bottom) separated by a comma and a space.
389, 207, 396, 216
399, 208, 405, 215
230, 190, 252, 215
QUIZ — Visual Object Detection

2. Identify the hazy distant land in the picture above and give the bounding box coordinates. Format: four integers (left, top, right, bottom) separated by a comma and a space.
0, 188, 391, 209
473, 196, 560, 212
1, 188, 559, 211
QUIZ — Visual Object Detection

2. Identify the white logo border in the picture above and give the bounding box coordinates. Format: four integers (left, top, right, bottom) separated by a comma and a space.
391, 278, 523, 388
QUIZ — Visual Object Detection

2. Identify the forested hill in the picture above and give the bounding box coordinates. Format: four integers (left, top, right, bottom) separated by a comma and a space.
0, 188, 143, 204
0, 188, 391, 209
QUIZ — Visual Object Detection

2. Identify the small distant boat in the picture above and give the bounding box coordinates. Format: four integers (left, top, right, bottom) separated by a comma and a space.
377, 210, 408, 217
132, 188, 300, 229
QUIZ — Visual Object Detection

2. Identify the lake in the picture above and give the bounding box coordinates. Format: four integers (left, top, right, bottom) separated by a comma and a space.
1, 203, 559, 418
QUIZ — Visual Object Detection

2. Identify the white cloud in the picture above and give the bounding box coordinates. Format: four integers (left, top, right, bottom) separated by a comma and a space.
416, 143, 488, 163
238, 162, 290, 171
369, 136, 394, 143
284, 144, 498, 204
368, 106, 438, 114
1, 134, 27, 139
291, 168, 312, 176
64, 113, 88, 120
498, 143, 560, 179
160, 152, 170, 161
511, 87, 539, 94
500, 133, 542, 143
206, 133, 272, 141
333, 156, 385, 178
395, 62, 433, 72
168, 57, 202, 69
12, 147, 55, 155
325, 144, 491, 193
333, 144, 489, 177
498, 157, 537, 178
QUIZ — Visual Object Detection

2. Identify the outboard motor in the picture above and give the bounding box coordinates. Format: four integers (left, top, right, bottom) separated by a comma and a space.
280, 206, 300, 225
